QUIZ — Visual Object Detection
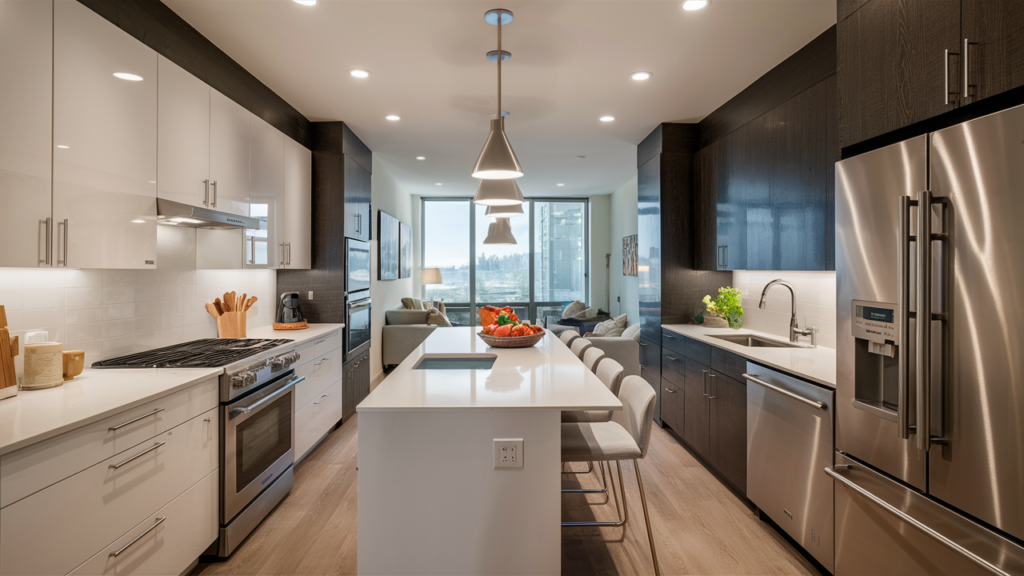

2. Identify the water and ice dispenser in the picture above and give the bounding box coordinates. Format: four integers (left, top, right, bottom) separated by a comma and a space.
851, 300, 901, 418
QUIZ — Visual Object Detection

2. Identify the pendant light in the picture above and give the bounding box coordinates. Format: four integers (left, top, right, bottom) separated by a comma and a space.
471, 9, 523, 180
482, 218, 517, 245
474, 178, 524, 207
484, 202, 525, 218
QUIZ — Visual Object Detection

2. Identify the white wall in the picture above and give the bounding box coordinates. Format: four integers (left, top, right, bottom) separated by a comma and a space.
588, 194, 611, 313
369, 155, 416, 385
733, 270, 837, 349
609, 176, 639, 324
0, 226, 276, 383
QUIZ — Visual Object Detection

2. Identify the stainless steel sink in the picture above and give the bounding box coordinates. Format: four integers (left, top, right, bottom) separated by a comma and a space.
708, 334, 805, 348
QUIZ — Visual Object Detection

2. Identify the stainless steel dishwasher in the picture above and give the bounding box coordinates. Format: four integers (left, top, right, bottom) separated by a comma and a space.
745, 362, 835, 572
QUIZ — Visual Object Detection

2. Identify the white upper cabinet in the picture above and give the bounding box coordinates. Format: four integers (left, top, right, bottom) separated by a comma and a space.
283, 138, 312, 269
53, 0, 157, 270
157, 56, 211, 209
0, 0, 52, 268
209, 90, 251, 217
247, 116, 284, 268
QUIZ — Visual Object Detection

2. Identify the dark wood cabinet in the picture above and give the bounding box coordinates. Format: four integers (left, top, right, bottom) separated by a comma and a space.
344, 155, 371, 242
961, 0, 1024, 104
837, 0, 961, 149
660, 379, 685, 433
682, 356, 711, 460
637, 156, 662, 346
342, 347, 371, 422
639, 340, 662, 426
708, 371, 747, 493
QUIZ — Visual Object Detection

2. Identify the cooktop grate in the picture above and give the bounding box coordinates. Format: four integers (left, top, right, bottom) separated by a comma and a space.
91, 339, 293, 369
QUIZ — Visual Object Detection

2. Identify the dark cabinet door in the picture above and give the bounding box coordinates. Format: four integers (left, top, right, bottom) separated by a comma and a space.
639, 340, 662, 426
682, 358, 711, 460
342, 363, 356, 421
837, 0, 961, 148
637, 157, 661, 345
694, 143, 720, 271
709, 371, 747, 493
716, 118, 769, 271
344, 154, 371, 241
660, 379, 684, 433
357, 353, 371, 403
962, 0, 1024, 103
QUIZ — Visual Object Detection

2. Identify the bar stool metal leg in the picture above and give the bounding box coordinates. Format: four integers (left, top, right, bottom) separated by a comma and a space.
562, 461, 628, 527
563, 460, 609, 495
633, 458, 661, 576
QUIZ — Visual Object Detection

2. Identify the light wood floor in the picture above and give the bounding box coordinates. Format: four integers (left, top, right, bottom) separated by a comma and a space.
193, 415, 817, 576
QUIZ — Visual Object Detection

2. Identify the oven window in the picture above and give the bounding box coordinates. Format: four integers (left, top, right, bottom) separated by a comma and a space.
347, 242, 371, 293
235, 392, 292, 492
348, 304, 371, 351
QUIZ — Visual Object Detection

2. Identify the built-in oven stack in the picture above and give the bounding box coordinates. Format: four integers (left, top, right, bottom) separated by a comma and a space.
345, 238, 371, 363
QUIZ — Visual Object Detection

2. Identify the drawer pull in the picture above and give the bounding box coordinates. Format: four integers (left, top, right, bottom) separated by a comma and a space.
663, 388, 676, 393
109, 442, 165, 470
316, 339, 327, 345
109, 408, 164, 431
315, 358, 329, 367
110, 517, 166, 558
314, 394, 329, 405
665, 356, 678, 361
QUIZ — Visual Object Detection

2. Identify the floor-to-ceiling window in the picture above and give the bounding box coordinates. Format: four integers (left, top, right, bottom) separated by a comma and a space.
421, 198, 588, 325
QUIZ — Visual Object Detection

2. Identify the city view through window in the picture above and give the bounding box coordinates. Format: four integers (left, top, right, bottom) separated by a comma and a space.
422, 198, 588, 326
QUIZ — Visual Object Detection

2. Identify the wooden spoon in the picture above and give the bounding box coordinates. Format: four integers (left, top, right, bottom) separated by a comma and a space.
246, 296, 258, 311
214, 298, 224, 315
205, 302, 220, 319
223, 292, 233, 312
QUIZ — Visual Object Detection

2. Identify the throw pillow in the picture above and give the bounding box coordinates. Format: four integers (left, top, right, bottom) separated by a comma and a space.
426, 307, 452, 327
562, 300, 587, 319
401, 297, 424, 310
603, 327, 626, 338
571, 307, 598, 320
593, 313, 627, 336
622, 323, 641, 341
437, 302, 446, 316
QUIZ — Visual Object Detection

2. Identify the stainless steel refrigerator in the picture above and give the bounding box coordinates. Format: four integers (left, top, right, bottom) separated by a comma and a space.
834, 103, 1024, 575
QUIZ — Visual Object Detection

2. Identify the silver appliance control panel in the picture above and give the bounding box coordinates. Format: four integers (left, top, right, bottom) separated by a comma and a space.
851, 299, 898, 344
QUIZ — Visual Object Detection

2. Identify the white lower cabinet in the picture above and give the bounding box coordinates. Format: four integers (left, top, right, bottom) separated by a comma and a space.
0, 408, 218, 576
69, 469, 218, 576
294, 347, 342, 409
295, 379, 342, 461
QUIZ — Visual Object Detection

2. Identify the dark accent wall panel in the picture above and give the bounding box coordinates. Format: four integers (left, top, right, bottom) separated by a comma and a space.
699, 25, 837, 148
343, 124, 372, 174
77, 0, 311, 148
838, 0, 870, 22
277, 122, 349, 323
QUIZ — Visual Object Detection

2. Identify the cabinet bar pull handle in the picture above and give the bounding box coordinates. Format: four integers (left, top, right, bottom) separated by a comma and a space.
110, 517, 167, 558
702, 368, 709, 397
743, 373, 825, 410
665, 356, 678, 361
109, 442, 165, 469
57, 219, 69, 267
663, 388, 675, 393
314, 394, 329, 405
40, 218, 52, 265
944, 49, 960, 105
826, 467, 1009, 576
211, 181, 218, 207
204, 179, 210, 206
249, 236, 256, 264
709, 372, 717, 399
963, 38, 970, 99
109, 408, 164, 431
286, 242, 291, 265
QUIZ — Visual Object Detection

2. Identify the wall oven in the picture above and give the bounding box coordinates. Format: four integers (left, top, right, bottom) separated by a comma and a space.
218, 369, 303, 556
345, 292, 371, 361
346, 238, 371, 294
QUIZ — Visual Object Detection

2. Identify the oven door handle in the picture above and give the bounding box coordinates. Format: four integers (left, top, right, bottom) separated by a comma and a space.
348, 297, 372, 310
229, 375, 304, 420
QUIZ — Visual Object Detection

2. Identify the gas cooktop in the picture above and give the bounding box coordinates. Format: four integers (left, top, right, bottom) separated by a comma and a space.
92, 338, 294, 369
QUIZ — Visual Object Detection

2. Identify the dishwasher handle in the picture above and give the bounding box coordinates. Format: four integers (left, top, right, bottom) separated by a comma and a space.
743, 373, 826, 410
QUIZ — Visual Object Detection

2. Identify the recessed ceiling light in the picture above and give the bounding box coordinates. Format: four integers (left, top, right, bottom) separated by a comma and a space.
681, 0, 709, 11
293, 0, 316, 5
600, 116, 615, 122
113, 72, 143, 81
386, 115, 401, 121
575, 155, 586, 159
131, 220, 145, 224
349, 69, 370, 78
435, 183, 443, 186
630, 71, 653, 81
416, 156, 426, 160
557, 183, 565, 187
57, 145, 69, 149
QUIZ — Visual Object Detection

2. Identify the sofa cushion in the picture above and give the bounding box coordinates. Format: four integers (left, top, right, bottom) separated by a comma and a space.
562, 300, 587, 319
594, 313, 627, 336
426, 307, 452, 327
386, 309, 430, 325
401, 297, 425, 310
622, 323, 641, 341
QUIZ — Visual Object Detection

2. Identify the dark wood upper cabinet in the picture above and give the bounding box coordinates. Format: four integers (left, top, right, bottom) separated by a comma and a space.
344, 155, 371, 242
961, 0, 1024, 104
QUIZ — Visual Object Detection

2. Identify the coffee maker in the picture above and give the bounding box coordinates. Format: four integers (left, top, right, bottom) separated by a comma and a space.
273, 292, 308, 330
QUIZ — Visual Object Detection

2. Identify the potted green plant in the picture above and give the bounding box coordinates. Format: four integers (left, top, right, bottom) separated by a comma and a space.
696, 287, 744, 329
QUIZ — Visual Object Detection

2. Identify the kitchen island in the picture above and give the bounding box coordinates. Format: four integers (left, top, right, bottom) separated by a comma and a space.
357, 327, 621, 576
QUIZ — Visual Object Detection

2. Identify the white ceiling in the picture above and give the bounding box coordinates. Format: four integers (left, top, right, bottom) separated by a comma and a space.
163, 0, 836, 198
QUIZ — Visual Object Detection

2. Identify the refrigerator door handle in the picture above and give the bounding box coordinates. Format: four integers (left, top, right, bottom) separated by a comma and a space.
827, 466, 1009, 576
916, 191, 933, 451
897, 196, 914, 439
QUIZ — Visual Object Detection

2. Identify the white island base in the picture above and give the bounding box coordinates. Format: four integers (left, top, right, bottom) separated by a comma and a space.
357, 328, 621, 575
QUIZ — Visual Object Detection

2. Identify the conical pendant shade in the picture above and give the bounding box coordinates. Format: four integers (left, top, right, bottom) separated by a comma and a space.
482, 218, 517, 245
472, 118, 523, 179
485, 202, 525, 218
474, 178, 525, 207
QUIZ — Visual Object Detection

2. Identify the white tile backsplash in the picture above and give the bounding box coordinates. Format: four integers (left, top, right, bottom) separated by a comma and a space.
0, 229, 276, 384
733, 270, 838, 349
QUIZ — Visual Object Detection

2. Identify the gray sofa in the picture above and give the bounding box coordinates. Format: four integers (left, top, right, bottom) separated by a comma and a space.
584, 336, 640, 377
382, 309, 438, 369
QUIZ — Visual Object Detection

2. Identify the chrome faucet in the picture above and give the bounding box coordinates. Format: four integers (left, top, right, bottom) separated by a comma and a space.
759, 279, 816, 346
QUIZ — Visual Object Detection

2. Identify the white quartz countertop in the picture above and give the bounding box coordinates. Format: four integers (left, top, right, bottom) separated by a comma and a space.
358, 327, 623, 411
662, 324, 837, 388
247, 323, 344, 346
0, 323, 345, 457
0, 367, 222, 457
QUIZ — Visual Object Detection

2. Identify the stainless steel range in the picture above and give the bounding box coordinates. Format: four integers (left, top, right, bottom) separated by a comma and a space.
94, 338, 305, 558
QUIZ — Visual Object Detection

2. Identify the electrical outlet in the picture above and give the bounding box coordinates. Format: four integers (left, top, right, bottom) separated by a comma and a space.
493, 439, 524, 468
308, 291, 314, 300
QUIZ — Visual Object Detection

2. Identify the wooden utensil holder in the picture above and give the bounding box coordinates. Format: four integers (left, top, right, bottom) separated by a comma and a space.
216, 311, 247, 339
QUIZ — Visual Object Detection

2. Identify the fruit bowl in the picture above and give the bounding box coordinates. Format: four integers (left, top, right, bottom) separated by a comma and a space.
477, 330, 545, 348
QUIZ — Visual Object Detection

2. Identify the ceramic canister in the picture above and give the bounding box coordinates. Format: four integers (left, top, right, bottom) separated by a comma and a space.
24, 342, 64, 390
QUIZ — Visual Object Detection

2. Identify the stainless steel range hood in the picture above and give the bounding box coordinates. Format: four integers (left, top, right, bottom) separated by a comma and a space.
157, 199, 259, 229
